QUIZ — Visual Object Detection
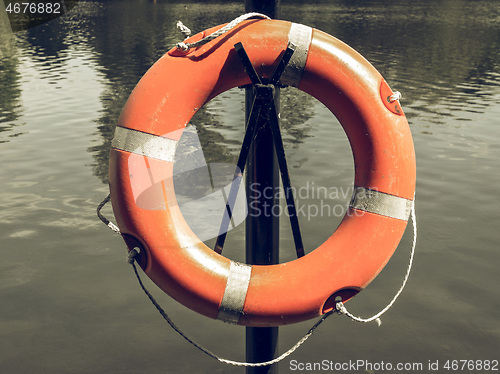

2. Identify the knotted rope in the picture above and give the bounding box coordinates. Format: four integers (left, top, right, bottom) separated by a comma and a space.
175, 13, 270, 52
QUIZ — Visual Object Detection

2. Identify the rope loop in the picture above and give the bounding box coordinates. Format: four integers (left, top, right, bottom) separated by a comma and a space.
334, 199, 417, 327
97, 191, 417, 366
175, 12, 270, 52
128, 254, 335, 367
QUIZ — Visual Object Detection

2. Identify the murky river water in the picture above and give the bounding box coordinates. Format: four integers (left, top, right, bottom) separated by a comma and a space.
1, 1, 499, 373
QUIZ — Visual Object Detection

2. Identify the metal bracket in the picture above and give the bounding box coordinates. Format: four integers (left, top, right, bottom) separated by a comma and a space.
215, 42, 305, 259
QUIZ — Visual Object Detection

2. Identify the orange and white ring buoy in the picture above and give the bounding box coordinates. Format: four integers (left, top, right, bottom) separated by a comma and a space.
109, 19, 416, 327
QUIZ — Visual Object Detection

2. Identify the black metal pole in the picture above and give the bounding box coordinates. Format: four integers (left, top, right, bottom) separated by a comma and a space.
244, 1, 280, 374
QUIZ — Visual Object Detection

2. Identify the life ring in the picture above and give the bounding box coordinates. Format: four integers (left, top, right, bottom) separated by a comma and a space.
109, 19, 416, 327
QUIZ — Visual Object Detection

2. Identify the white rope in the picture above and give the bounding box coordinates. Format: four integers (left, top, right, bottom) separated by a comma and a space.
218, 312, 332, 367
97, 194, 418, 366
96, 194, 121, 234
176, 13, 270, 51
176, 20, 191, 39
335, 199, 417, 326
389, 91, 402, 102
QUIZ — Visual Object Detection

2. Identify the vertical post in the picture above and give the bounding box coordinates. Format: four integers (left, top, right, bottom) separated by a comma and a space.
245, 1, 280, 374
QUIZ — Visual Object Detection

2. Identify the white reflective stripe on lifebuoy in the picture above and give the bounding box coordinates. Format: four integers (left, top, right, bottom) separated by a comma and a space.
281, 23, 312, 88
111, 126, 178, 162
217, 261, 252, 324
350, 186, 413, 221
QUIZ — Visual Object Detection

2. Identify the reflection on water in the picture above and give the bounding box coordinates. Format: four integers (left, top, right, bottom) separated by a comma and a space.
1, 1, 499, 373
0, 27, 23, 142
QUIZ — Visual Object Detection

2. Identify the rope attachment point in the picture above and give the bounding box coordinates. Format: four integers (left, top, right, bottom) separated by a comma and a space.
389, 91, 402, 102
127, 247, 140, 264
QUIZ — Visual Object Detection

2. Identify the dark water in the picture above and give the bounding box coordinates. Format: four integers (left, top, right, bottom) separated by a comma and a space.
1, 1, 499, 373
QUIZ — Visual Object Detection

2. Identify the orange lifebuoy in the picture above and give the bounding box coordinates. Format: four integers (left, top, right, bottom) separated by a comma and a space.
109, 19, 416, 327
